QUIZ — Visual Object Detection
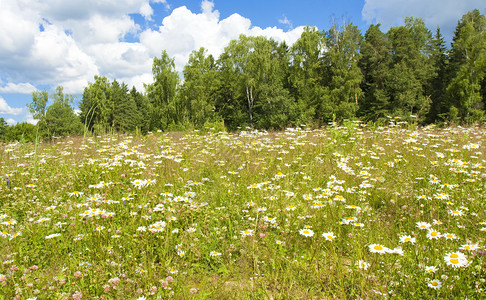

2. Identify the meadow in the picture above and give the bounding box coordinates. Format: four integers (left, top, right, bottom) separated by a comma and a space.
0, 122, 484, 299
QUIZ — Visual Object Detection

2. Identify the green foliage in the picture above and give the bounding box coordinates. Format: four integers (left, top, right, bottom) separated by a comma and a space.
181, 48, 219, 129
0, 117, 7, 141
446, 9, 486, 124
4, 122, 36, 142
27, 86, 82, 139
80, 76, 150, 134
324, 23, 363, 122
358, 24, 391, 122
145, 50, 180, 131
13, 9, 486, 136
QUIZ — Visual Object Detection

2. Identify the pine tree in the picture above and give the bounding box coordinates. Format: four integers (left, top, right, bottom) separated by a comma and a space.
446, 9, 486, 123
358, 24, 391, 121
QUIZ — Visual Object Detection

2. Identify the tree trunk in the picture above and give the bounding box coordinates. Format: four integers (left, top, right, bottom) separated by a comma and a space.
246, 85, 254, 126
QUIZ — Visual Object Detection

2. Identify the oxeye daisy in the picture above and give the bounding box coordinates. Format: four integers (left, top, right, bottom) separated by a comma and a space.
416, 222, 431, 230
368, 244, 388, 254
444, 252, 468, 268
356, 260, 370, 270
209, 251, 222, 257
428, 279, 442, 289
460, 243, 480, 251
426, 228, 441, 239
443, 233, 457, 240
449, 209, 464, 216
285, 205, 296, 211
240, 229, 254, 237
399, 235, 416, 244
425, 266, 438, 273
299, 228, 314, 237
322, 232, 335, 241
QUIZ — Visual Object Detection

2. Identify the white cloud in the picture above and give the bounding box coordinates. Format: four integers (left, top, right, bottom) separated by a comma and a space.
278, 15, 293, 29
25, 113, 38, 125
6, 118, 16, 125
140, 2, 154, 20
152, 0, 170, 10
0, 0, 306, 107
140, 4, 305, 71
0, 83, 37, 94
362, 0, 485, 41
0, 96, 23, 115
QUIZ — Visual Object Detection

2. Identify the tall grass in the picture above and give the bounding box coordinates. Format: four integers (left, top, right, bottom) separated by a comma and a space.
0, 123, 484, 299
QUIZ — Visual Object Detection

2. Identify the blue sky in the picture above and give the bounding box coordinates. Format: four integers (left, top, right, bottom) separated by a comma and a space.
0, 0, 484, 124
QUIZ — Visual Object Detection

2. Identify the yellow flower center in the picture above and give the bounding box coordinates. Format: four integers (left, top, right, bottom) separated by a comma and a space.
431, 232, 437, 236
450, 259, 459, 264
450, 254, 459, 258
432, 281, 439, 286
374, 245, 383, 251
405, 238, 411, 241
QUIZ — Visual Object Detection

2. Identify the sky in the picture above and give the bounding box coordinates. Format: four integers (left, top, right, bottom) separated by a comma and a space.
0, 0, 484, 125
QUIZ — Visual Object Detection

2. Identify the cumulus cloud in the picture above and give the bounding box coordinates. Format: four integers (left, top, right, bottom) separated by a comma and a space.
6, 118, 16, 125
0, 97, 23, 115
0, 0, 306, 120
0, 83, 37, 94
362, 0, 485, 41
140, 2, 305, 71
25, 113, 39, 125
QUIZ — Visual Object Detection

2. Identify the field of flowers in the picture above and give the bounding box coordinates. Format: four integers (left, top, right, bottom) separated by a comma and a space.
0, 122, 485, 299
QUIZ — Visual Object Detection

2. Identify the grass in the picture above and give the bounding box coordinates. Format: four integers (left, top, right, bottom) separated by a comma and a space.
0, 122, 485, 299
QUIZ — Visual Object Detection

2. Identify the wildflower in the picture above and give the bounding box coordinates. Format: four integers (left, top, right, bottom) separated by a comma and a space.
388, 247, 404, 255
73, 271, 83, 278
322, 232, 336, 241
286, 205, 296, 211
425, 266, 438, 273
449, 209, 464, 216
460, 243, 480, 251
356, 260, 370, 270
341, 217, 357, 224
131, 179, 146, 189
399, 235, 416, 244
45, 233, 61, 239
432, 219, 443, 225
426, 229, 441, 240
428, 279, 442, 289
72, 291, 82, 300
240, 229, 254, 237
299, 228, 314, 237
444, 252, 469, 268
368, 244, 388, 254
416, 222, 431, 230
209, 251, 222, 257
263, 216, 277, 224
443, 233, 457, 240
68, 191, 84, 197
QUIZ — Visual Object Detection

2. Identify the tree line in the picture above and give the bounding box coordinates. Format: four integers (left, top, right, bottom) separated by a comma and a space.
1, 9, 484, 142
